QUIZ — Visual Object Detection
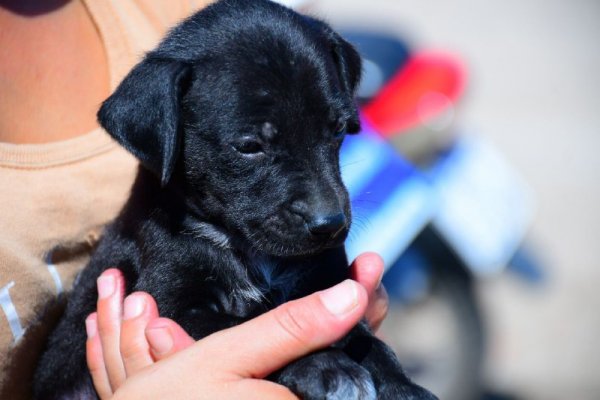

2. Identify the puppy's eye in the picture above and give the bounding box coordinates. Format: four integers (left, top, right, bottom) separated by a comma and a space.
334, 120, 347, 139
232, 137, 265, 156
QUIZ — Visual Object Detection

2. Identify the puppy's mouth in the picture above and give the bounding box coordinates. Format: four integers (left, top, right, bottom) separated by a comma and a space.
246, 213, 349, 257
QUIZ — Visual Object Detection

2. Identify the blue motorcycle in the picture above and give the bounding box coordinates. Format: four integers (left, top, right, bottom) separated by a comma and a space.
340, 32, 542, 400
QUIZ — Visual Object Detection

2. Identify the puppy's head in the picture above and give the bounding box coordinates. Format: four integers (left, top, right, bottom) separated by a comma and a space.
99, 0, 361, 257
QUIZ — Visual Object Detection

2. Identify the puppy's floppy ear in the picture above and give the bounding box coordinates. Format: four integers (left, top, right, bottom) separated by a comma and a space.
98, 57, 190, 186
328, 31, 362, 97
319, 26, 362, 132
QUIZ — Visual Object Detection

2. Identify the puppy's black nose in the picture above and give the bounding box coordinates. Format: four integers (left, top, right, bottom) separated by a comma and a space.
307, 213, 347, 237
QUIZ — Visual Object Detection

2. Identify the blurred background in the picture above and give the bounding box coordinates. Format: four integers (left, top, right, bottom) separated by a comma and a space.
286, 0, 600, 399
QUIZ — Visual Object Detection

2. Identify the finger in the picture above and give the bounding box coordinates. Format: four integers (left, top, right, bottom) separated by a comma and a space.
96, 268, 127, 390
145, 317, 195, 361
200, 279, 368, 379
364, 284, 388, 332
120, 292, 159, 376
350, 252, 388, 331
85, 313, 113, 400
350, 252, 384, 297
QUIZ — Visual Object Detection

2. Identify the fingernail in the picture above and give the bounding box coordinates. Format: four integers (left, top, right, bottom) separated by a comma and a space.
320, 279, 359, 316
97, 274, 115, 299
146, 326, 173, 355
85, 315, 97, 338
123, 294, 145, 320
376, 268, 384, 289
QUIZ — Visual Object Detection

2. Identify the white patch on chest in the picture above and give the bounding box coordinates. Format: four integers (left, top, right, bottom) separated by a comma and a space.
240, 255, 299, 306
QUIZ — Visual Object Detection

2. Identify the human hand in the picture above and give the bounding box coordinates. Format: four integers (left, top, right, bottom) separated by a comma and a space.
350, 252, 388, 331
86, 252, 388, 399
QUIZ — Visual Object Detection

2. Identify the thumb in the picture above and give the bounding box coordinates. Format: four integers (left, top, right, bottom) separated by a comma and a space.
145, 318, 195, 361
199, 279, 368, 379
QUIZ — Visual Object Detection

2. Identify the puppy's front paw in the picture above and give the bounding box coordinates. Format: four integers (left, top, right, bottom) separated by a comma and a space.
378, 382, 438, 400
277, 350, 376, 400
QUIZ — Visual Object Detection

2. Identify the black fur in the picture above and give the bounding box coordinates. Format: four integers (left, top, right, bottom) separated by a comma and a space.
33, 1, 436, 399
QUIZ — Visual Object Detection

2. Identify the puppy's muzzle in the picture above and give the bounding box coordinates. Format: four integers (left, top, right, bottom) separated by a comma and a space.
288, 184, 350, 246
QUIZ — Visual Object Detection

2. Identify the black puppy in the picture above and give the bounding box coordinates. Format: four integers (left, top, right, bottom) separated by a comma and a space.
34, 1, 436, 399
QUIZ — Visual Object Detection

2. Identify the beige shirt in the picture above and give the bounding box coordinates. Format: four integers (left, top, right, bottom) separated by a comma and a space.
0, 1, 209, 397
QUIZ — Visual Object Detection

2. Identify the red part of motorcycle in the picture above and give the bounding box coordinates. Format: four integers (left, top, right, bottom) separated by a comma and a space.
363, 52, 467, 138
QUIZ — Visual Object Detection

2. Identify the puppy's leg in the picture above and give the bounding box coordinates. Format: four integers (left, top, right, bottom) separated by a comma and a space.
274, 322, 437, 400
33, 260, 106, 400
341, 322, 438, 400
275, 349, 376, 400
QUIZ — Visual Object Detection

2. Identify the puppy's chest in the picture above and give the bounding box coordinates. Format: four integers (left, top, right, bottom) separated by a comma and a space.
241, 256, 310, 308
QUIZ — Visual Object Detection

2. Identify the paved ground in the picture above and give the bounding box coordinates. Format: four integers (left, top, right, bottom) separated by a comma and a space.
310, 0, 600, 398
